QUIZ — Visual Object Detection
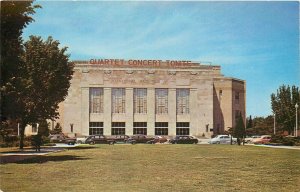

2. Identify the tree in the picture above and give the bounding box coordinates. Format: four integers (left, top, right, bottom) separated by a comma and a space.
271, 85, 300, 134
1, 1, 40, 121
246, 116, 275, 136
233, 113, 246, 145
246, 115, 253, 129
37, 120, 50, 137
17, 36, 74, 149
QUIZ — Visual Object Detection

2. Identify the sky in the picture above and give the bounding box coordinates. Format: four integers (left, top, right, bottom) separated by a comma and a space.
22, 1, 299, 117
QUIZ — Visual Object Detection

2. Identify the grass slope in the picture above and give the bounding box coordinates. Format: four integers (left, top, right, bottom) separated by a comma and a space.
1, 145, 299, 192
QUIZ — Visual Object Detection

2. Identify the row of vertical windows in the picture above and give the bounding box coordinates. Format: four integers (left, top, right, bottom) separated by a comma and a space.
89, 122, 190, 136
90, 88, 190, 114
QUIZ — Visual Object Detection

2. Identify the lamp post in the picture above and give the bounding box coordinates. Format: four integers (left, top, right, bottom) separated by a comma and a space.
273, 113, 276, 135
295, 103, 298, 137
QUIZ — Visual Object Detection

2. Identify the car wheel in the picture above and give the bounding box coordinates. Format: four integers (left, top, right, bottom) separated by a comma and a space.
77, 140, 82, 144
109, 141, 115, 145
90, 141, 95, 145
131, 141, 136, 145
216, 141, 220, 144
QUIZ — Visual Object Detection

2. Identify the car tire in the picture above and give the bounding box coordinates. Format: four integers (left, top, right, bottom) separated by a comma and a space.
90, 141, 95, 145
77, 141, 82, 144
131, 141, 136, 145
216, 141, 220, 144
109, 141, 115, 145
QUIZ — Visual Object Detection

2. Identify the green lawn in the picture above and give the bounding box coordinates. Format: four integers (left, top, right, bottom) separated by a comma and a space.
1, 145, 299, 192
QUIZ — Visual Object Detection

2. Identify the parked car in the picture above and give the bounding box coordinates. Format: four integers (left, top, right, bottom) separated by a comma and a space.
107, 135, 130, 144
169, 136, 198, 144
49, 134, 76, 145
127, 134, 154, 144
86, 135, 109, 144
244, 135, 261, 144
209, 135, 237, 144
150, 136, 168, 144
252, 135, 271, 144
76, 136, 89, 144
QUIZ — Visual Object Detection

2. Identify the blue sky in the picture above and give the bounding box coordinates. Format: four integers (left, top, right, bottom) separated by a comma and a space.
22, 1, 299, 117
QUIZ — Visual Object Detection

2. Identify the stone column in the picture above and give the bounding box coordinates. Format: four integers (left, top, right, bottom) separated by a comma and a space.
147, 88, 155, 136
81, 87, 90, 136
169, 88, 177, 136
104, 88, 112, 135
125, 88, 133, 135
190, 88, 198, 136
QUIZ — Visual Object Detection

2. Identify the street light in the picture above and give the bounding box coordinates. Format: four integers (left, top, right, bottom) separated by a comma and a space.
273, 113, 276, 135
295, 103, 298, 137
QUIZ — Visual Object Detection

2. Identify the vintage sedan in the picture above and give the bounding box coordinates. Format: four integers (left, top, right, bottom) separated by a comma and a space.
127, 134, 154, 144
169, 136, 198, 144
153, 136, 168, 143
209, 135, 237, 144
86, 135, 108, 144
252, 135, 272, 144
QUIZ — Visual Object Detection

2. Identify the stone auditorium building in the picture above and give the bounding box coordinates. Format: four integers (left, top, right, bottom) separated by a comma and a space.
56, 59, 246, 138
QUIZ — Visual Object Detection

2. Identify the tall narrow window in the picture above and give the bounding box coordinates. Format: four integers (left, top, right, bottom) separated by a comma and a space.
155, 89, 168, 114
32, 123, 38, 133
90, 88, 104, 113
176, 89, 190, 114
235, 91, 240, 104
134, 88, 147, 114
112, 88, 125, 113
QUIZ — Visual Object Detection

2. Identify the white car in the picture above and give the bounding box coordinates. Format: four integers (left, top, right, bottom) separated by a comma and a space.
209, 135, 237, 144
76, 136, 88, 144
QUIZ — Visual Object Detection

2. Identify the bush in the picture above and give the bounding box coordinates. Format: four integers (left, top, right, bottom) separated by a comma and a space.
270, 135, 299, 146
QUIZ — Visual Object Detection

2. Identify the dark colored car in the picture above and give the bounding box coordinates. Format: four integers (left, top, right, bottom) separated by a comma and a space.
49, 134, 76, 145
86, 135, 108, 144
169, 136, 198, 144
127, 134, 154, 144
107, 135, 130, 144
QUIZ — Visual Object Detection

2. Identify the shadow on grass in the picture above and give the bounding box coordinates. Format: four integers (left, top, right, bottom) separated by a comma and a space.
0, 155, 90, 164
18, 155, 90, 164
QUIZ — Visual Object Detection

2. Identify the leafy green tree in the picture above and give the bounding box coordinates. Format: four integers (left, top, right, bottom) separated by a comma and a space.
246, 116, 275, 136
247, 115, 253, 129
17, 36, 73, 149
1, 0, 40, 121
37, 120, 50, 136
233, 113, 246, 145
271, 85, 299, 134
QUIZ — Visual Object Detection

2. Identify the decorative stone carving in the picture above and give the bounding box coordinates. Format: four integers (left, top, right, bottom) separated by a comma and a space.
190, 71, 199, 75
82, 68, 89, 73
168, 71, 176, 75
104, 70, 112, 75
126, 70, 134, 74
147, 70, 155, 74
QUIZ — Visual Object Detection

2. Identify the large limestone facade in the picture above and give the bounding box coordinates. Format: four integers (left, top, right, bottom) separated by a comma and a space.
57, 59, 246, 138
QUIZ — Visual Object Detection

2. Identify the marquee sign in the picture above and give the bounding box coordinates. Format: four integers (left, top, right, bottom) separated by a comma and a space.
89, 59, 196, 67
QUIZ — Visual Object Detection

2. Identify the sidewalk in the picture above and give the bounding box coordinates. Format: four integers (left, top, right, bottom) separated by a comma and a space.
252, 144, 300, 150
